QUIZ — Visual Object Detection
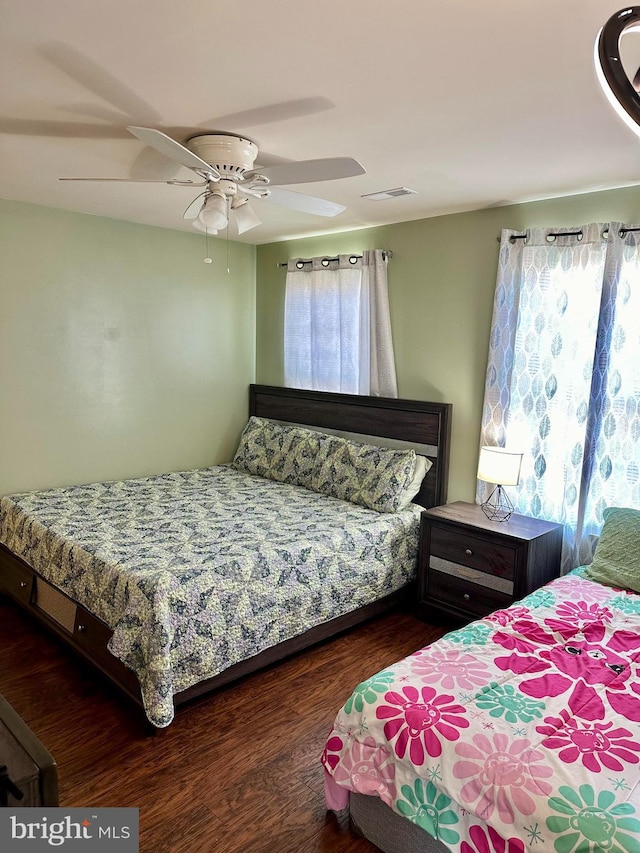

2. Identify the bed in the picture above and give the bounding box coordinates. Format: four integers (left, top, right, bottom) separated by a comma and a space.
0, 384, 452, 728
322, 507, 640, 853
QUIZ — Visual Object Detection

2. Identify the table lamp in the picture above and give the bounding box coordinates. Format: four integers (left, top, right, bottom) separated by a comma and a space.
477, 446, 523, 522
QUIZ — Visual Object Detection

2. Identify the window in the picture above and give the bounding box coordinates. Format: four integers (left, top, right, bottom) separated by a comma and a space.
283, 250, 397, 397
480, 224, 640, 568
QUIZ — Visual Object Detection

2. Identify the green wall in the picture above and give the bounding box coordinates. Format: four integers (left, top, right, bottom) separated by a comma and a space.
4, 185, 639, 503
256, 185, 640, 503
0, 199, 256, 496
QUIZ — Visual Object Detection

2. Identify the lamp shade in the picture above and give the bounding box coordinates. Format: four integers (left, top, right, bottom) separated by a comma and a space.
477, 446, 523, 486
191, 218, 218, 235
232, 199, 262, 235
198, 193, 228, 231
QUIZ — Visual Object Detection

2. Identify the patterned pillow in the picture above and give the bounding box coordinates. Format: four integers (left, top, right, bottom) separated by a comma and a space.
582, 507, 640, 593
232, 417, 321, 490
311, 435, 418, 514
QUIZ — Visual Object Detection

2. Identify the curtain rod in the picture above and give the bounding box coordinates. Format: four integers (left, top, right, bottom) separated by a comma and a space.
496, 230, 584, 244
497, 226, 640, 243
277, 250, 392, 268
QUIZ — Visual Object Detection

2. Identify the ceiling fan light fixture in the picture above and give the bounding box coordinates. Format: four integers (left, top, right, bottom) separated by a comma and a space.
198, 193, 229, 231
191, 218, 218, 235
232, 198, 262, 235
595, 7, 640, 137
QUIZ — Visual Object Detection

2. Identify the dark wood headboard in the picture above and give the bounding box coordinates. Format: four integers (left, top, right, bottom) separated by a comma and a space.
249, 384, 452, 509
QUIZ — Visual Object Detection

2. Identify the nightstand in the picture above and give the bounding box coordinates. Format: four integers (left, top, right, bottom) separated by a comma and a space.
418, 501, 563, 623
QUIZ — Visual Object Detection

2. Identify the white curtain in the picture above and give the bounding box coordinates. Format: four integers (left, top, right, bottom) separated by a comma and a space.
479, 223, 640, 570
284, 249, 398, 397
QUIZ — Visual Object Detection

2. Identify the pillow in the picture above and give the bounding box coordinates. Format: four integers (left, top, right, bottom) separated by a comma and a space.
310, 434, 418, 514
232, 417, 321, 490
582, 507, 640, 593
396, 454, 432, 510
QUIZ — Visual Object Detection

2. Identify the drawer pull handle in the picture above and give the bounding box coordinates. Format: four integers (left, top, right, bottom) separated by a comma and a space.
77, 624, 86, 633
463, 593, 470, 601
465, 548, 473, 556
19, 581, 28, 588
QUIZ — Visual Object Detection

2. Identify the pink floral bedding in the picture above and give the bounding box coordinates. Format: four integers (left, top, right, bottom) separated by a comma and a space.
322, 569, 640, 853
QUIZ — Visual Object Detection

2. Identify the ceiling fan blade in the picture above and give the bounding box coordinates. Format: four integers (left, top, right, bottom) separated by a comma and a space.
246, 157, 365, 186
127, 127, 221, 179
634, 66, 640, 91
59, 177, 199, 185
130, 146, 183, 181
183, 192, 207, 219
259, 187, 346, 217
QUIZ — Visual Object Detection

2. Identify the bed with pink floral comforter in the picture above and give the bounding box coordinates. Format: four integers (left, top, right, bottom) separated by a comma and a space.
322, 569, 640, 853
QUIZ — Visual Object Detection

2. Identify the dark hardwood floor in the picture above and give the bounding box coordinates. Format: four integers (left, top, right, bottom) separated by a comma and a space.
0, 597, 447, 852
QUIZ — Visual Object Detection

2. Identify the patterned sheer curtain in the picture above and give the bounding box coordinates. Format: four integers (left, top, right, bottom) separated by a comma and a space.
284, 249, 398, 396
479, 223, 640, 570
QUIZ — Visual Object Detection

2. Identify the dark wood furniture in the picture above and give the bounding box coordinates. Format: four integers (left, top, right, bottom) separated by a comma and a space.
0, 694, 58, 806
418, 501, 563, 622
0, 384, 452, 726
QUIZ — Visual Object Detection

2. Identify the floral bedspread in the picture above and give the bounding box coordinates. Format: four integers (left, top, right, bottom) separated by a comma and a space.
0, 466, 421, 727
323, 570, 640, 853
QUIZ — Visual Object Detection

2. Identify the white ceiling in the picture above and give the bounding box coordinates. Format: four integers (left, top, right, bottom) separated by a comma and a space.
2, 0, 640, 245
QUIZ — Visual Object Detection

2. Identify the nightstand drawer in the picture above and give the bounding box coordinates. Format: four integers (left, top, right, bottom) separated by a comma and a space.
428, 570, 512, 618
430, 526, 516, 580
429, 556, 513, 595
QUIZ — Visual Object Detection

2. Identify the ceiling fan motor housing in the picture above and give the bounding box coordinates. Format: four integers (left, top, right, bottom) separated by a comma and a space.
187, 134, 259, 180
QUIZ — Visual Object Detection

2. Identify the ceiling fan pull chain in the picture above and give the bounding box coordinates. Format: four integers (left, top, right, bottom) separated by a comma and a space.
204, 229, 212, 264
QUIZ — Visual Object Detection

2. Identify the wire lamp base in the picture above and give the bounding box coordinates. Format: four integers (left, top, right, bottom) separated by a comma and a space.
480, 485, 514, 522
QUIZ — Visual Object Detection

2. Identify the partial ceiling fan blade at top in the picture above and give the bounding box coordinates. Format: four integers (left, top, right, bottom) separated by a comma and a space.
127, 127, 221, 179
259, 186, 346, 217
246, 157, 365, 186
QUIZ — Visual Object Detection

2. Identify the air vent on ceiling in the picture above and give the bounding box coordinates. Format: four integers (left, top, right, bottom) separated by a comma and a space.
361, 187, 417, 201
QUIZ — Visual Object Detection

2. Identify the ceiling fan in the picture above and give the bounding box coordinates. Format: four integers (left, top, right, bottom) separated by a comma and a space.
60, 126, 366, 235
